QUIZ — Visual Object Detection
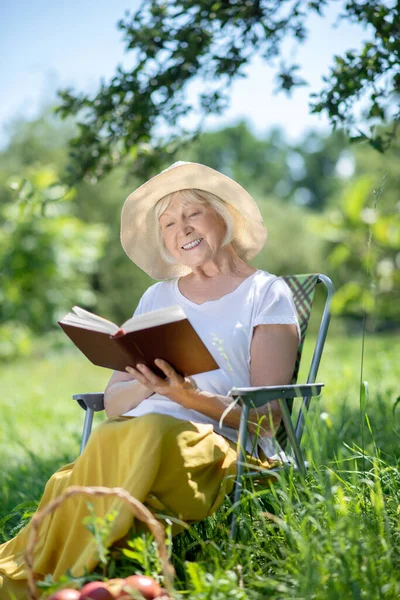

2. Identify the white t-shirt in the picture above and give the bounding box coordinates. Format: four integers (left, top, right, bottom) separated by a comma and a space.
124, 270, 300, 458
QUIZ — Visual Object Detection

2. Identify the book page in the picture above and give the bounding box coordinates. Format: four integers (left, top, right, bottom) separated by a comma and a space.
121, 304, 186, 333
59, 307, 119, 335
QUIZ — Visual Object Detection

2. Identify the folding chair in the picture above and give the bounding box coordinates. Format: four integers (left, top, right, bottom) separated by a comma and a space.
73, 274, 334, 536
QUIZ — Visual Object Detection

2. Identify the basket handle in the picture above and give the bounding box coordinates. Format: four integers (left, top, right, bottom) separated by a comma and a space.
24, 485, 175, 600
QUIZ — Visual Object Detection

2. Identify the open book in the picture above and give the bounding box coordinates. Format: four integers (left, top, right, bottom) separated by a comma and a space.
58, 305, 219, 376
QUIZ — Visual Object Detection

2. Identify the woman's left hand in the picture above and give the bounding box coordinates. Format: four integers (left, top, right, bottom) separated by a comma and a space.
126, 359, 198, 406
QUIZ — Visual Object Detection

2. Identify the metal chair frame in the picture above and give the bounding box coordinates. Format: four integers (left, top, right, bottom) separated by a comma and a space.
72, 274, 334, 538
229, 274, 334, 537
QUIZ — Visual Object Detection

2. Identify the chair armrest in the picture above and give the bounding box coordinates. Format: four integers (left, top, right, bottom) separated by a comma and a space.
73, 393, 105, 412
229, 383, 324, 408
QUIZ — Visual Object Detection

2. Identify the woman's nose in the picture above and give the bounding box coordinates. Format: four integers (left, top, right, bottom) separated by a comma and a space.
180, 222, 194, 235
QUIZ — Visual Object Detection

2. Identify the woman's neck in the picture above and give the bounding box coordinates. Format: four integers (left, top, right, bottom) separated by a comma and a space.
187, 245, 255, 281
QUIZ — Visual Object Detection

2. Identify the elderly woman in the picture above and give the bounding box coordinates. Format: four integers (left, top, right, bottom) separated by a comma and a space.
0, 162, 299, 598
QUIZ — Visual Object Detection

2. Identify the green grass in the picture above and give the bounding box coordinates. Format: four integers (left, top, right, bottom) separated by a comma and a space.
0, 347, 108, 465
0, 334, 399, 598
0, 346, 108, 526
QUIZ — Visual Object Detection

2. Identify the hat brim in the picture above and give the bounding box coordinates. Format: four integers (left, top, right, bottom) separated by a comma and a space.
120, 162, 267, 279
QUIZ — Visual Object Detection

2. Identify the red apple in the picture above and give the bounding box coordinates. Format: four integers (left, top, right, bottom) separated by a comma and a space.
123, 575, 162, 599
79, 581, 114, 600
48, 590, 81, 600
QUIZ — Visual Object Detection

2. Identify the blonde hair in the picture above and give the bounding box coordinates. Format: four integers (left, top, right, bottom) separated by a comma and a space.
154, 189, 236, 264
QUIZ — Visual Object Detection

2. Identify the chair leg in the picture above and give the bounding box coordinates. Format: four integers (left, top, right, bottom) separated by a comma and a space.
230, 403, 250, 540
278, 397, 306, 475
80, 408, 94, 454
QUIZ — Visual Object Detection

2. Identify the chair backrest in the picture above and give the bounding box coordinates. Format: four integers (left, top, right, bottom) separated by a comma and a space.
275, 274, 334, 448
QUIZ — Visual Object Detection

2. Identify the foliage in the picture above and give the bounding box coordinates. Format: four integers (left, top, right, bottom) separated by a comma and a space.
253, 195, 326, 276
187, 122, 349, 210
83, 504, 119, 567
0, 114, 109, 359
57, 0, 400, 182
0, 172, 107, 358
311, 1, 400, 152
36, 570, 91, 596
184, 564, 249, 599
165, 457, 400, 599
120, 532, 167, 580
314, 169, 400, 325
1, 110, 75, 170
0, 500, 38, 542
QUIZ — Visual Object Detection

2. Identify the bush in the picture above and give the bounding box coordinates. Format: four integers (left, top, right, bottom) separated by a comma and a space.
0, 170, 107, 358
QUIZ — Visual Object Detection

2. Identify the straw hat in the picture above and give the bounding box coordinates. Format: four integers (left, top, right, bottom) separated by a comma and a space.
120, 161, 267, 280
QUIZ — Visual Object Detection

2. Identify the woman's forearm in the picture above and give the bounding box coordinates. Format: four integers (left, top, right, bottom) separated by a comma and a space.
104, 379, 153, 418
183, 388, 281, 436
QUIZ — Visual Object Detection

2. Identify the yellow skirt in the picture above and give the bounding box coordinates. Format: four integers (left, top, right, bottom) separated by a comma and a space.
0, 414, 242, 599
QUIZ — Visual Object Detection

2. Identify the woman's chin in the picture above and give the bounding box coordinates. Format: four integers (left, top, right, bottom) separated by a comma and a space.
180, 259, 205, 270
178, 250, 210, 268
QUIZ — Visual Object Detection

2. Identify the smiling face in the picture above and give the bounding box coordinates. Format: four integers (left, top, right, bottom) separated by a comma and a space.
158, 193, 228, 269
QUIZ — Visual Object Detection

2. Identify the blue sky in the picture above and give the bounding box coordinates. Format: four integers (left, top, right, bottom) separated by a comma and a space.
1, 0, 369, 147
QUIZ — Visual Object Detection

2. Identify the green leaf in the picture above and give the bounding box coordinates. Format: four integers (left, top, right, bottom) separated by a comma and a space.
342, 176, 375, 223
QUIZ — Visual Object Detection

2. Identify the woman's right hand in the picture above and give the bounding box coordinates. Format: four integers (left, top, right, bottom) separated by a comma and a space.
126, 359, 199, 407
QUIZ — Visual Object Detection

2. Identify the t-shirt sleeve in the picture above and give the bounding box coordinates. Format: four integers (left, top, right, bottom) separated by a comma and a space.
133, 294, 146, 317
253, 277, 301, 342
132, 282, 162, 317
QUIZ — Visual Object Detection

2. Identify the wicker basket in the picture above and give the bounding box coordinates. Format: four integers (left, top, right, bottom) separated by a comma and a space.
24, 485, 175, 600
